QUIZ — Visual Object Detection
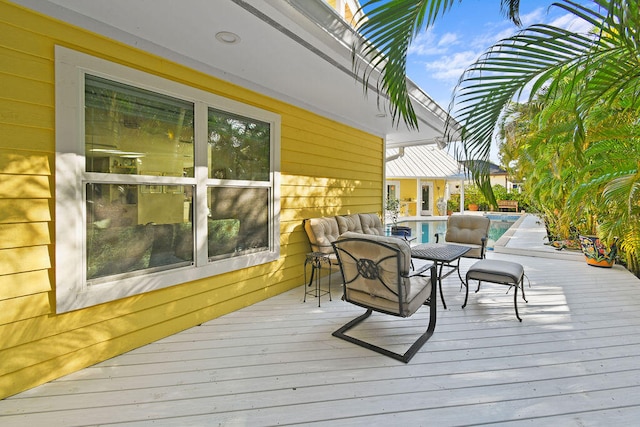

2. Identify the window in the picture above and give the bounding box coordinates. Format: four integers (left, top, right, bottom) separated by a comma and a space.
55, 47, 280, 313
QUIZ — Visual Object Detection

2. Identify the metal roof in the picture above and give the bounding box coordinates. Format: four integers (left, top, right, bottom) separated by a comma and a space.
386, 145, 465, 179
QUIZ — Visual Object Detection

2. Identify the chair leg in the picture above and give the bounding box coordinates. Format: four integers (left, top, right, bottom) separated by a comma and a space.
462, 279, 471, 309
520, 277, 528, 303
465, 278, 526, 321
332, 266, 438, 363
514, 285, 522, 322
333, 309, 436, 363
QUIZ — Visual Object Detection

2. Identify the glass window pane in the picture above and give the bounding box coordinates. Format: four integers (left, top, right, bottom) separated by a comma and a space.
207, 187, 269, 259
86, 183, 194, 281
85, 74, 194, 177
208, 108, 270, 181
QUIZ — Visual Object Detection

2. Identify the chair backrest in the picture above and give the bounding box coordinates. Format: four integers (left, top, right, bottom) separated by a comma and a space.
445, 215, 490, 248
332, 232, 419, 317
304, 217, 340, 254
336, 213, 364, 234
358, 213, 385, 235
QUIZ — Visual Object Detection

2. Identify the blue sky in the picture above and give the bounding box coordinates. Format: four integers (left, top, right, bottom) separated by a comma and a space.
401, 0, 594, 108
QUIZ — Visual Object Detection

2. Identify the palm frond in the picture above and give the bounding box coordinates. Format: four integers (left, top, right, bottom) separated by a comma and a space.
449, 0, 640, 186
355, 0, 458, 129
602, 168, 640, 213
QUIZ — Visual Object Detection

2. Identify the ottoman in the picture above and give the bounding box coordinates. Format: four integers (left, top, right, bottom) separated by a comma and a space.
464, 259, 527, 321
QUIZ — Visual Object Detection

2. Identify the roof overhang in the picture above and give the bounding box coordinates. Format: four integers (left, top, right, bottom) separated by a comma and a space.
13, 0, 457, 146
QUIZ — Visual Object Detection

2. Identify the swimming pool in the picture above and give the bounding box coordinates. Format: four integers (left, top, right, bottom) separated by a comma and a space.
390, 214, 521, 250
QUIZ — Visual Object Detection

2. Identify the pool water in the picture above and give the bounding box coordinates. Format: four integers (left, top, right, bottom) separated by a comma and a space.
390, 214, 520, 250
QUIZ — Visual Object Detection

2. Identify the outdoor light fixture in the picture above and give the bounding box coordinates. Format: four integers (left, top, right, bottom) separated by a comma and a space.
215, 31, 241, 44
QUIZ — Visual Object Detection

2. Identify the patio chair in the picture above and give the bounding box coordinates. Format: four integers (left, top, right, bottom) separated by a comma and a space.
331, 232, 437, 363
436, 214, 491, 259
434, 214, 491, 290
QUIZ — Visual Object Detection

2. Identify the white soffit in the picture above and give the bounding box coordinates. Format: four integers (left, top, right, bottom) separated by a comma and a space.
13, 0, 453, 145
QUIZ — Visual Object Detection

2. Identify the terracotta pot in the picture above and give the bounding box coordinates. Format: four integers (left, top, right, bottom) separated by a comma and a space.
468, 203, 479, 211
579, 235, 616, 268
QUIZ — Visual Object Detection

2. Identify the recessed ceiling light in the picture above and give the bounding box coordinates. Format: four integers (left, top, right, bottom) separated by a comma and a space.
215, 31, 241, 44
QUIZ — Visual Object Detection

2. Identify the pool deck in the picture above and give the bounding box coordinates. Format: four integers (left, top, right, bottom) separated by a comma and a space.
5, 213, 640, 426
492, 213, 584, 261
402, 212, 584, 262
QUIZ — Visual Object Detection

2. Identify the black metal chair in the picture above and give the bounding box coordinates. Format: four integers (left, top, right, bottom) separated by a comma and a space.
434, 214, 490, 288
435, 214, 490, 259
331, 232, 437, 363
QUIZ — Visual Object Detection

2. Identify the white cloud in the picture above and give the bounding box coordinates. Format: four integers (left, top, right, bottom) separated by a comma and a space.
405, 1, 599, 111
408, 27, 461, 56
549, 13, 594, 34
423, 50, 480, 81
408, 29, 439, 55
437, 32, 459, 48
520, 7, 546, 26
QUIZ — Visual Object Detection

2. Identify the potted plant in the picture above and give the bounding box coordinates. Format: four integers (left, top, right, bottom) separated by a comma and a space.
464, 184, 484, 211
385, 197, 411, 237
447, 194, 460, 215
578, 235, 617, 268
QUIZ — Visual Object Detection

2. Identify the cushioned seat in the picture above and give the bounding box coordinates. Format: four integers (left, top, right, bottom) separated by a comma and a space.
331, 232, 437, 362
437, 215, 490, 259
302, 213, 387, 300
464, 259, 527, 321
432, 214, 491, 292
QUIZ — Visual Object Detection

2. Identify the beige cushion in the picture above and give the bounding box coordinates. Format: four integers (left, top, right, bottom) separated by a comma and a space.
336, 214, 363, 234
359, 213, 385, 235
445, 215, 490, 258
335, 232, 431, 317
304, 217, 340, 254
467, 259, 524, 284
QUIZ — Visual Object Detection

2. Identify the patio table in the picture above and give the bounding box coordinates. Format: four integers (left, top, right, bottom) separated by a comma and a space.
411, 243, 471, 309
303, 252, 332, 307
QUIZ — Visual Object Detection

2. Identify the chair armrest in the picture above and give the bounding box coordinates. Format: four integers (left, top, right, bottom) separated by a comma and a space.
406, 261, 435, 277
480, 236, 488, 258
434, 232, 443, 243
310, 242, 335, 252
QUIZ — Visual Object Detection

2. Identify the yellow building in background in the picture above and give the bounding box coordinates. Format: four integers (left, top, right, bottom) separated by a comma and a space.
386, 145, 466, 217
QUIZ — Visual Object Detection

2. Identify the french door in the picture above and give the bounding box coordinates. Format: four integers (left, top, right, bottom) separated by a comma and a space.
420, 182, 434, 216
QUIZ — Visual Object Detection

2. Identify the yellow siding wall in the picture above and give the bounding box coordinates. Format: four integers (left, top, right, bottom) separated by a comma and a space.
398, 179, 417, 216
0, 1, 383, 398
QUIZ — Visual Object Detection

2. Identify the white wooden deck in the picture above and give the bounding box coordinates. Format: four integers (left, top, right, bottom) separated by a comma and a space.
3, 225, 640, 425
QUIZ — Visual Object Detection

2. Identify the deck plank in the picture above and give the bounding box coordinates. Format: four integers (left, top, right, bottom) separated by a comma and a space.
2, 253, 640, 426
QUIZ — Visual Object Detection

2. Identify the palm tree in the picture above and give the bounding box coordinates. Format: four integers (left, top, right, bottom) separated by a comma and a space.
354, 0, 523, 130
354, 0, 640, 274
453, 0, 640, 274
451, 0, 638, 189
355, 0, 638, 180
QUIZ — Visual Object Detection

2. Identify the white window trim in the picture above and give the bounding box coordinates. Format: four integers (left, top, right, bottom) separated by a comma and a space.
55, 46, 281, 313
